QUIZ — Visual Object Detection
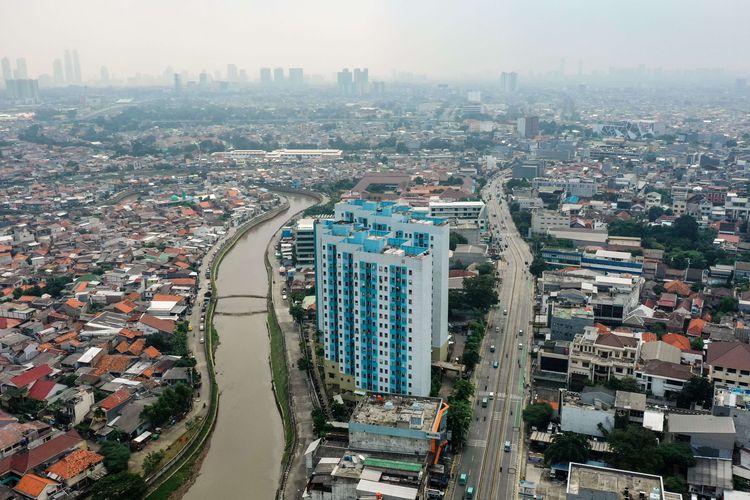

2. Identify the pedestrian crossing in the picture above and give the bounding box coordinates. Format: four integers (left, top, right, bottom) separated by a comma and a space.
467, 439, 487, 448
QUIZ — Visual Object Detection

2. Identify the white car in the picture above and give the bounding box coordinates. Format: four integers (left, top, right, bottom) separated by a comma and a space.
282, 294, 287, 300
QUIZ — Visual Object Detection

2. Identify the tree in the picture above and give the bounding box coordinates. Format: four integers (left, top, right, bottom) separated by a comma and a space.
663, 476, 688, 498
608, 425, 662, 473
99, 441, 131, 474
312, 407, 329, 437
449, 232, 468, 251
289, 304, 306, 324
647, 206, 665, 222
673, 215, 699, 240
476, 262, 495, 276
544, 432, 591, 465
452, 379, 475, 402
142, 450, 165, 476
529, 255, 547, 277
673, 377, 713, 409
447, 399, 473, 449
89, 472, 147, 500
658, 442, 695, 475
605, 376, 642, 393
522, 403, 554, 431
690, 337, 704, 351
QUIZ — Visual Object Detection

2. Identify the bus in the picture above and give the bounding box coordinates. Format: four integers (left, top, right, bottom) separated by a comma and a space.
131, 431, 153, 451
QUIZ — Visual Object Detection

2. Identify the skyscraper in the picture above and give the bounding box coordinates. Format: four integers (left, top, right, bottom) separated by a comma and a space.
273, 67, 284, 83
517, 116, 539, 139
15, 58, 28, 79
353, 68, 369, 95
260, 67, 272, 84
53, 59, 64, 85
226, 63, 238, 82
72, 50, 81, 83
315, 200, 449, 397
501, 71, 518, 92
173, 73, 182, 93
5, 78, 40, 103
337, 68, 353, 94
288, 67, 304, 85
1, 57, 12, 81
64, 50, 73, 84
100, 66, 109, 85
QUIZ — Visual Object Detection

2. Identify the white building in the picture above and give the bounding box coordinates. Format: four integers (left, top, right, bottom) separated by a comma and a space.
315, 200, 449, 397
294, 218, 316, 266
531, 210, 570, 235
428, 201, 487, 231
532, 178, 598, 198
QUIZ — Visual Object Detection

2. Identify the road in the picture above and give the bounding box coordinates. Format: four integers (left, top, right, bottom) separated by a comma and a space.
450, 173, 534, 500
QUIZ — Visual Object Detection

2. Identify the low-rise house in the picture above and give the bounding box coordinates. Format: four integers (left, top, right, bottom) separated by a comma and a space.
635, 360, 694, 398
45, 449, 105, 490
567, 328, 638, 390
706, 342, 750, 387
13, 473, 59, 500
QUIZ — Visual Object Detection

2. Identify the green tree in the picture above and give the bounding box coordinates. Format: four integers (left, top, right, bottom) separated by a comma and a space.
312, 407, 329, 437
663, 476, 688, 498
452, 379, 475, 402
673, 215, 699, 240
98, 441, 131, 474
544, 432, 591, 465
673, 377, 713, 409
658, 442, 695, 475
647, 206, 665, 222
449, 232, 468, 251
89, 472, 147, 500
606, 376, 642, 393
447, 399, 473, 449
529, 255, 547, 277
290, 304, 306, 324
690, 337, 704, 351
522, 403, 554, 431
608, 425, 662, 473
142, 450, 165, 476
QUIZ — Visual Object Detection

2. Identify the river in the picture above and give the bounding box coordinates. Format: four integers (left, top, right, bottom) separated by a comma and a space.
185, 194, 317, 500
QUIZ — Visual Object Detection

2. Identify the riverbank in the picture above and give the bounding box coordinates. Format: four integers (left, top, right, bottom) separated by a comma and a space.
145, 200, 292, 500
263, 192, 327, 500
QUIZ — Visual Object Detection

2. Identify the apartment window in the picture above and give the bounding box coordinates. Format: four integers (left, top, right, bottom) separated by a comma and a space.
728, 368, 737, 374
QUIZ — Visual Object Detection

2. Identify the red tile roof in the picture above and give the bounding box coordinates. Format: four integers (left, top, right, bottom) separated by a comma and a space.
27, 380, 57, 401
10, 365, 53, 389
14, 473, 58, 498
662, 333, 691, 352
687, 318, 706, 337
45, 449, 103, 480
0, 429, 83, 476
98, 388, 132, 411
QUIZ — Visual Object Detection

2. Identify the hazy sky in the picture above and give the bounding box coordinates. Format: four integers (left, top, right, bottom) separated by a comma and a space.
2, 0, 749, 81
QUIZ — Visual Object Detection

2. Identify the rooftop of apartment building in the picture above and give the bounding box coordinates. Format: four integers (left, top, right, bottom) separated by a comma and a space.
566, 462, 668, 500
350, 394, 442, 433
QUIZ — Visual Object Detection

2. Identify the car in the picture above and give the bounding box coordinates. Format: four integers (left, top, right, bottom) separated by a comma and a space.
519, 329, 523, 335
490, 345, 496, 352
200, 324, 205, 332
518, 343, 523, 350
488, 392, 494, 399
504, 440, 511, 452
493, 360, 499, 368
282, 294, 287, 300
459, 473, 468, 486
199, 337, 205, 344
188, 324, 193, 332
495, 326, 500, 333
503, 309, 508, 315
481, 397, 488, 408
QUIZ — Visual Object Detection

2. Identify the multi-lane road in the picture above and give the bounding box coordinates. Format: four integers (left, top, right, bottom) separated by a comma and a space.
450, 173, 534, 500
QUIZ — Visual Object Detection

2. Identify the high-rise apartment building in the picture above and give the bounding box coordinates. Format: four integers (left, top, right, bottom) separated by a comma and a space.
501, 71, 518, 92
64, 50, 73, 84
15, 58, 28, 79
72, 50, 81, 83
53, 59, 64, 85
173, 73, 182, 93
260, 67, 272, 84
337, 68, 353, 94
315, 200, 449, 397
100, 66, 109, 85
1, 57, 12, 81
517, 116, 539, 139
289, 67, 304, 85
353, 67, 369, 94
5, 79, 40, 104
226, 63, 238, 81
273, 67, 284, 83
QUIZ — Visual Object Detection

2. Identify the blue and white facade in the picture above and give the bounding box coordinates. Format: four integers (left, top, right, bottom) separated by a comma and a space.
542, 248, 643, 276
315, 200, 449, 397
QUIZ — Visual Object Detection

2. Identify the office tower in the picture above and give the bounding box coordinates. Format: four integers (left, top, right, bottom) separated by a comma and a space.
260, 67, 272, 84
64, 50, 73, 83
199, 71, 208, 87
517, 116, 540, 139
15, 58, 28, 79
5, 79, 40, 103
53, 59, 64, 85
315, 200, 450, 397
353, 67, 369, 94
72, 50, 81, 83
2, 57, 12, 81
288, 67, 304, 85
337, 68, 353, 94
173, 73, 182, 92
273, 67, 284, 83
100, 66, 109, 85
226, 63, 238, 81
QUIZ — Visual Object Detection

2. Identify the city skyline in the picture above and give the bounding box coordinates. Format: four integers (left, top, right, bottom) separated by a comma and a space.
2, 0, 750, 82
